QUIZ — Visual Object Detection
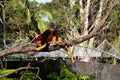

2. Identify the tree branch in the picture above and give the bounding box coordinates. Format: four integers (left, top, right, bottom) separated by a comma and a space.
0, 0, 118, 58
65, 0, 118, 45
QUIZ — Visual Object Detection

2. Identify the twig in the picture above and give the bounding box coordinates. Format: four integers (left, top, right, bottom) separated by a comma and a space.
19, 66, 41, 80
29, 67, 41, 80
19, 60, 41, 80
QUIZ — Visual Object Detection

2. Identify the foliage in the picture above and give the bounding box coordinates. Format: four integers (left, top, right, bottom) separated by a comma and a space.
58, 66, 77, 80
42, 0, 81, 39
106, 2, 120, 52
0, 78, 17, 80
81, 76, 90, 80
0, 69, 37, 80
106, 2, 120, 41
111, 36, 120, 52
0, 0, 53, 46
0, 69, 17, 80
47, 66, 93, 80
0, 69, 15, 75
0, 0, 120, 79
4, 0, 31, 41
77, 72, 92, 80
0, 0, 120, 47
47, 66, 77, 80
29, 0, 53, 33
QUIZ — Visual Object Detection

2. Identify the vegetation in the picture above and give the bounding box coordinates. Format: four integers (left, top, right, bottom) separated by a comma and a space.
47, 66, 77, 80
0, 0, 120, 79
0, 69, 37, 80
0, 65, 91, 80
0, 0, 120, 48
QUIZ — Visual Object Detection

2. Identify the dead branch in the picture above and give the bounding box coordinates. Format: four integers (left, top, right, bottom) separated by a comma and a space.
0, 0, 118, 58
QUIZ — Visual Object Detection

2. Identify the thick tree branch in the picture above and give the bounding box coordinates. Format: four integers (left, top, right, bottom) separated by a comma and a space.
0, 0, 118, 58
0, 45, 36, 58
65, 0, 118, 45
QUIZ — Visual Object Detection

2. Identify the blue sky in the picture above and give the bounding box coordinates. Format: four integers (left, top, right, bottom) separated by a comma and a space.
36, 0, 52, 3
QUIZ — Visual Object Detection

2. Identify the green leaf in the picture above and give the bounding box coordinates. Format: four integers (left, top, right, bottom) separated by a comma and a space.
25, 8, 31, 24
58, 66, 77, 80
37, 20, 49, 33
18, 0, 25, 8
81, 76, 90, 80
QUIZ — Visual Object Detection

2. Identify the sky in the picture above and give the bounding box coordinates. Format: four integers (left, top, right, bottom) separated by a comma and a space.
36, 0, 52, 3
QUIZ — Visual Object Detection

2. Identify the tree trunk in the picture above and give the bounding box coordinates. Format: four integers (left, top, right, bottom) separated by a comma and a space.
79, 0, 91, 62
0, 1, 6, 49
88, 0, 104, 48
65, 0, 80, 40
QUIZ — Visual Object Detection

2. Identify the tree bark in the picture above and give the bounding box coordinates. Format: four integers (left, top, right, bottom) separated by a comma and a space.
88, 0, 104, 48
0, 0, 118, 58
0, 1, 6, 49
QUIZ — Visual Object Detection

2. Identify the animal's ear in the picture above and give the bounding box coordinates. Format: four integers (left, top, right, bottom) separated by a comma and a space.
35, 40, 41, 46
35, 34, 43, 46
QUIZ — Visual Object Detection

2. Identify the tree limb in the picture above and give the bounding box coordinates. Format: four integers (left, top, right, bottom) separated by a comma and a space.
0, 0, 118, 58
65, 0, 118, 45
